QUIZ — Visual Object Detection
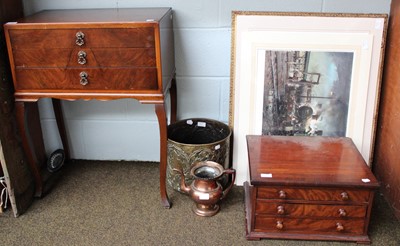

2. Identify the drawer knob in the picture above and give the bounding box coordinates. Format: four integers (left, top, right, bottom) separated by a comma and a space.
277, 205, 285, 215
76, 31, 85, 46
79, 71, 89, 86
338, 208, 347, 217
340, 192, 349, 201
278, 190, 286, 199
276, 220, 284, 230
336, 222, 344, 232
77, 51, 87, 65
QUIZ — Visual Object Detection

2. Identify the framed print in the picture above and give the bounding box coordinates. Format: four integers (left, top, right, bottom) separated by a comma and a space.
230, 11, 388, 184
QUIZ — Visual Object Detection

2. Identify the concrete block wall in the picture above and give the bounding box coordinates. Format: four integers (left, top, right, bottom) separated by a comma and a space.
21, 1, 391, 165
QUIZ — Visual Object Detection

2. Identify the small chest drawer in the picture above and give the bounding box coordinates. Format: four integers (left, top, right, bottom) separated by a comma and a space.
254, 216, 365, 235
257, 187, 370, 203
255, 201, 367, 218
15, 68, 158, 91
13, 48, 157, 68
7, 28, 155, 49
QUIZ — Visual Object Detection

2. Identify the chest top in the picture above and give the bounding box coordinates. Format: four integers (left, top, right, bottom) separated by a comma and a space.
9, 8, 171, 25
246, 135, 379, 188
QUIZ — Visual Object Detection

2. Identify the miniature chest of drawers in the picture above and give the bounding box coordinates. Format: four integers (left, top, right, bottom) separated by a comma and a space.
244, 135, 379, 244
4, 8, 176, 207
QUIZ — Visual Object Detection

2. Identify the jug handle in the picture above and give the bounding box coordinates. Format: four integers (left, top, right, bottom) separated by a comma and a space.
220, 169, 236, 200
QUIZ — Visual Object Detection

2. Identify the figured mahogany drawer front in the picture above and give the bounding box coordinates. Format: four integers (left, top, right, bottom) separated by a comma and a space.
255, 201, 367, 218
257, 187, 370, 203
254, 217, 365, 235
9, 27, 160, 92
13, 48, 157, 68
8, 28, 155, 49
15, 68, 158, 90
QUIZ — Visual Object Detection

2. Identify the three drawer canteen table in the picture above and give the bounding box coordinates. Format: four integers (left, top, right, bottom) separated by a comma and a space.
4, 8, 176, 208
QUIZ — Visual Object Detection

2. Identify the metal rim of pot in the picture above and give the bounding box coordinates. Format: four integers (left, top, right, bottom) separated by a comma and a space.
190, 161, 225, 180
167, 118, 232, 147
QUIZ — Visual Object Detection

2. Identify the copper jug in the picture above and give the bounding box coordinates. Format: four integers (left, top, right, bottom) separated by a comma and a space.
174, 161, 236, 217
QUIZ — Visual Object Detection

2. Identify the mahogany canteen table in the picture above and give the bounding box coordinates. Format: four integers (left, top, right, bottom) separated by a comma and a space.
4, 8, 177, 208
244, 135, 379, 244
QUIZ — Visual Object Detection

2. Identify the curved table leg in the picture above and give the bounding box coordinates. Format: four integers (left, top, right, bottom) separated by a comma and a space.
155, 103, 171, 208
15, 101, 46, 197
52, 99, 70, 160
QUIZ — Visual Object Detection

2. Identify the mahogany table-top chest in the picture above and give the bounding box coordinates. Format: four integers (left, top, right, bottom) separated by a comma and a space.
244, 135, 379, 244
4, 8, 175, 101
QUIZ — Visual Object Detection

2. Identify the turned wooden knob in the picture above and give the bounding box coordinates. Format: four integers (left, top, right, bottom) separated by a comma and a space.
338, 208, 347, 217
276, 220, 284, 230
278, 190, 286, 199
277, 205, 285, 215
340, 192, 349, 201
336, 222, 344, 232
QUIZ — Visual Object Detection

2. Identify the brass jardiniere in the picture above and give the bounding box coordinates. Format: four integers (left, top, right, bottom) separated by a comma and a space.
167, 118, 231, 192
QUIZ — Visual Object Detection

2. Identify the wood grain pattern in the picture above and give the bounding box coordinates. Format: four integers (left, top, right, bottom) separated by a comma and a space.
257, 187, 370, 203
8, 28, 155, 49
13, 48, 156, 67
247, 136, 378, 188
254, 217, 365, 234
15, 68, 158, 90
255, 202, 367, 218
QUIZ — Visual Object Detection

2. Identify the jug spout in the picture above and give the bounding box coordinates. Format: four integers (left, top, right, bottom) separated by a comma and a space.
173, 166, 191, 193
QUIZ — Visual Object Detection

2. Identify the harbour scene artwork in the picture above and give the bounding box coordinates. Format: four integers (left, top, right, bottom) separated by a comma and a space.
261, 50, 354, 137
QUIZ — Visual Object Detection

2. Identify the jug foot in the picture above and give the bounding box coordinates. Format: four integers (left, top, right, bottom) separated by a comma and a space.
193, 203, 220, 217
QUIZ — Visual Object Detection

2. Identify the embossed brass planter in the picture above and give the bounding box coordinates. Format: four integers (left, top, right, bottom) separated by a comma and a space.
167, 118, 231, 192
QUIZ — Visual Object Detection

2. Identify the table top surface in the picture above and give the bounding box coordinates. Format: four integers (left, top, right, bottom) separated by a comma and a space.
246, 135, 379, 188
9, 8, 171, 24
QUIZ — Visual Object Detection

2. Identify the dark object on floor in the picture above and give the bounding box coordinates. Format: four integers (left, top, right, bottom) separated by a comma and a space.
47, 149, 65, 173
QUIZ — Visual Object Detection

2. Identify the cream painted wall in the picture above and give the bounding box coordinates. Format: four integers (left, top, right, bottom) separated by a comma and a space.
20, 1, 391, 184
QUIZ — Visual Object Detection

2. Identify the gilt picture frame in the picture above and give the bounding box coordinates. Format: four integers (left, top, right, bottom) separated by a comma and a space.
230, 11, 388, 184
